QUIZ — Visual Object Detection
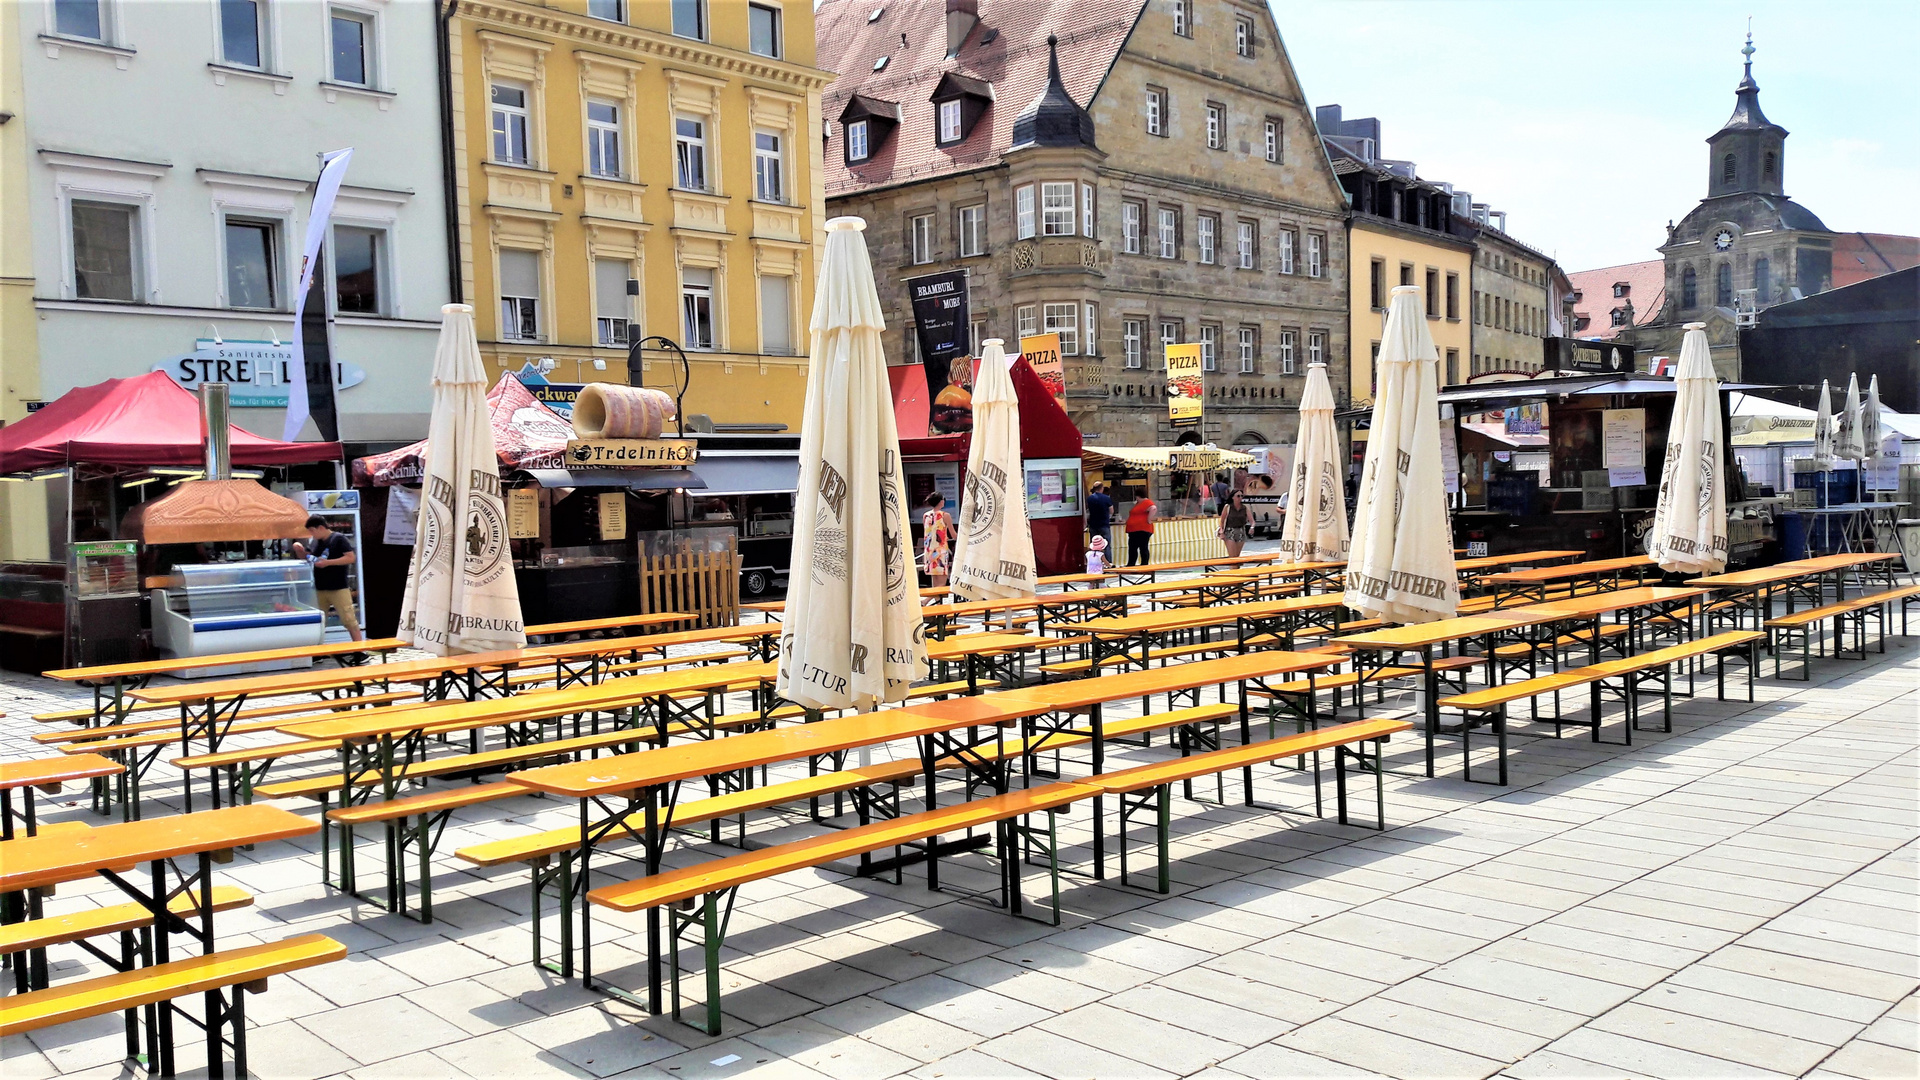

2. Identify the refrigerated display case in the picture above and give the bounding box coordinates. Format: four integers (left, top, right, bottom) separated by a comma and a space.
151, 560, 325, 678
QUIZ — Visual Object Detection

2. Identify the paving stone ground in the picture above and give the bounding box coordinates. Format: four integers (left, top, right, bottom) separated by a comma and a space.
2, 584, 1915, 1079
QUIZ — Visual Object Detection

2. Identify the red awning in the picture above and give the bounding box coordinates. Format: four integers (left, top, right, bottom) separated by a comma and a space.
889, 358, 1082, 461
353, 373, 574, 486
0, 371, 341, 474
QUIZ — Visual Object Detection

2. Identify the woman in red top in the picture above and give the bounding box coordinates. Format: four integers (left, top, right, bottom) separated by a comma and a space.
1124, 495, 1157, 567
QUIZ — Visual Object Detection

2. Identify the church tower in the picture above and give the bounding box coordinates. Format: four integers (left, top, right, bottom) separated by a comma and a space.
1705, 34, 1787, 199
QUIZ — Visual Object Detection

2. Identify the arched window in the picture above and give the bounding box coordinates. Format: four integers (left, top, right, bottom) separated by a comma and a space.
1715, 263, 1733, 306
1681, 266, 1698, 308
1763, 151, 1776, 180
1722, 153, 1737, 184
1754, 256, 1771, 301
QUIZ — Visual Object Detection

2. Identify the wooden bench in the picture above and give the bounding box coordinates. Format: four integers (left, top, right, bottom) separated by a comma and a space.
1249, 655, 1480, 728
0, 933, 345, 1077
1038, 638, 1236, 679
1, 886, 254, 992
1767, 585, 1920, 680
1439, 631, 1765, 784
33, 690, 417, 745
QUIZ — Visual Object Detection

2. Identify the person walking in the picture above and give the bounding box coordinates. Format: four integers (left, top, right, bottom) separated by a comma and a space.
920, 492, 954, 588
1085, 481, 1113, 551
1218, 490, 1251, 558
1124, 493, 1158, 567
1209, 473, 1231, 514
296, 515, 363, 642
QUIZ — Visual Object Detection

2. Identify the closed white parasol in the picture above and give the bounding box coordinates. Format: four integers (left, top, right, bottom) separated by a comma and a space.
1813, 379, 1834, 472
1279, 361, 1349, 564
950, 339, 1036, 601
1646, 323, 1728, 575
1343, 286, 1458, 624
777, 218, 927, 712
1836, 372, 1865, 462
398, 304, 526, 655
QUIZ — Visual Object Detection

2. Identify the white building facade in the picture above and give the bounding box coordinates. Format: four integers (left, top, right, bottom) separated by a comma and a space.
9, 0, 450, 455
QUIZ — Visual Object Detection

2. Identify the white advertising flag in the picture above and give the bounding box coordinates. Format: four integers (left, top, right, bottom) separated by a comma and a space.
283, 148, 354, 442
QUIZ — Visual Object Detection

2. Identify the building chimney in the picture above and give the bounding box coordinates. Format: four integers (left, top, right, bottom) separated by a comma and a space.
200, 382, 232, 481
946, 0, 978, 57
1489, 209, 1507, 232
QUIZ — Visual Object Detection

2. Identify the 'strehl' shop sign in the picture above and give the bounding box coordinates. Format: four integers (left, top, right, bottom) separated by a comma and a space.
155, 339, 365, 407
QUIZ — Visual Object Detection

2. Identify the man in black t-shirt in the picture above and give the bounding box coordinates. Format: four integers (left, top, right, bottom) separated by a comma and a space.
297, 515, 363, 641
1085, 482, 1113, 550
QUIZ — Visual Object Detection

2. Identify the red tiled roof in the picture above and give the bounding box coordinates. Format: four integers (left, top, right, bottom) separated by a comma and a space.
1832, 233, 1920, 288
1566, 259, 1664, 340
816, 0, 1144, 197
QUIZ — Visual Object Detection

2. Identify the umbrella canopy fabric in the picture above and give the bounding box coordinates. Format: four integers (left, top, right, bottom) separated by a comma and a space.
1813, 380, 1834, 471
950, 339, 1036, 601
397, 305, 526, 656
777, 218, 927, 713
1646, 324, 1728, 575
0, 372, 339, 475
1343, 286, 1458, 625
1863, 375, 1885, 460
1278, 362, 1349, 563
354, 373, 577, 486
1835, 373, 1865, 462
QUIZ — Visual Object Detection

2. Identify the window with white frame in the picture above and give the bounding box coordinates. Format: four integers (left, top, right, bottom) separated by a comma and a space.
1172, 0, 1188, 36
1157, 207, 1177, 258
958, 204, 985, 257
681, 267, 715, 349
747, 3, 781, 58
219, 0, 265, 68
1084, 302, 1098, 355
1196, 214, 1215, 264
846, 119, 869, 161
329, 7, 375, 85
1122, 319, 1142, 368
1041, 182, 1074, 236
224, 217, 281, 309
1145, 87, 1165, 136
909, 213, 933, 264
1200, 324, 1217, 371
970, 320, 986, 352
1016, 304, 1037, 338
1307, 330, 1324, 366
491, 83, 530, 165
1306, 233, 1323, 277
1122, 201, 1141, 254
1278, 329, 1295, 374
1264, 118, 1280, 163
1044, 302, 1078, 355
70, 200, 140, 302
1238, 326, 1255, 372
53, 0, 106, 40
674, 115, 707, 190
499, 249, 541, 341
753, 129, 783, 202
332, 224, 386, 315
1081, 183, 1094, 238
1237, 220, 1255, 269
671, 0, 706, 40
1015, 184, 1035, 239
587, 100, 622, 179
1278, 228, 1294, 274
1205, 103, 1223, 150
937, 99, 962, 144
588, 0, 624, 22
760, 274, 793, 354
1235, 15, 1253, 56
1159, 320, 1179, 366
595, 258, 632, 344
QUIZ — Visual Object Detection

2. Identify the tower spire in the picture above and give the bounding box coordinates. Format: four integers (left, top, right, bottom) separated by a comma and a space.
1740, 22, 1755, 85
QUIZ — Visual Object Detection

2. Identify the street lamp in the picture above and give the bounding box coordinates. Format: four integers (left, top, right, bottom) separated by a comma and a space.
624, 333, 690, 438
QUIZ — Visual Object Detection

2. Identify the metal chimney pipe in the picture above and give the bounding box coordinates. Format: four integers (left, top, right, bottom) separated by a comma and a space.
200, 382, 232, 481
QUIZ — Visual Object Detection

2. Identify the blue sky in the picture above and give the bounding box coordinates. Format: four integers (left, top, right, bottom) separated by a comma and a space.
1272, 0, 1920, 272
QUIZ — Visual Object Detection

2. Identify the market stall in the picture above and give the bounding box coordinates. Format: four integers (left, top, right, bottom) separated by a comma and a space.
0, 372, 338, 671
1082, 444, 1259, 563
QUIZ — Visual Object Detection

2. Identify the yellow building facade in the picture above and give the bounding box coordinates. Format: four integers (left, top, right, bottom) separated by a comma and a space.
449, 0, 831, 429
1346, 219, 1474, 409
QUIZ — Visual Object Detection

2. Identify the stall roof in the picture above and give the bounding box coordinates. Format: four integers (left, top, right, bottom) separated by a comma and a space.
1339, 374, 1786, 421
1083, 445, 1256, 471
687, 453, 800, 497
0, 371, 340, 474
522, 469, 701, 491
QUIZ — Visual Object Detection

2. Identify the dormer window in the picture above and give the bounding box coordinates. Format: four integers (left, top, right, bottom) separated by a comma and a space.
1610, 308, 1628, 327
838, 94, 901, 166
929, 72, 993, 147
1612, 282, 1628, 298
847, 120, 869, 161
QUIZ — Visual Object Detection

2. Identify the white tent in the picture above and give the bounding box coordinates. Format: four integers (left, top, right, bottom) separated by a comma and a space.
777, 218, 926, 713
1645, 323, 1727, 575
950, 338, 1037, 601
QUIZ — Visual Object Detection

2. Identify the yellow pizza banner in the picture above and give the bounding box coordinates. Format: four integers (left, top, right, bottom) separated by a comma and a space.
1018, 332, 1066, 412
1165, 343, 1204, 426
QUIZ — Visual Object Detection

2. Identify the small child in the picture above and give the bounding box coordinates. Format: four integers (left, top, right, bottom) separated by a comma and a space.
1085, 534, 1108, 575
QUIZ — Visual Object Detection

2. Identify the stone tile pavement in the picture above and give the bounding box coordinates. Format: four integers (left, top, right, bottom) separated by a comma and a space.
1, 628, 1914, 1079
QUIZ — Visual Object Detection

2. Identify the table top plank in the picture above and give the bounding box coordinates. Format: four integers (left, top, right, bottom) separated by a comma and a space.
1336, 586, 1705, 650
0, 804, 317, 893
524, 612, 693, 638
1688, 551, 1903, 588
46, 638, 405, 683
1453, 550, 1589, 573
0, 754, 124, 791
1482, 555, 1656, 585
1067, 596, 1343, 638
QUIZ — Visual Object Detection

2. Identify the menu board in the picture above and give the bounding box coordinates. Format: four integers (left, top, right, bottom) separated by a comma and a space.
1603, 407, 1647, 487
1024, 458, 1082, 520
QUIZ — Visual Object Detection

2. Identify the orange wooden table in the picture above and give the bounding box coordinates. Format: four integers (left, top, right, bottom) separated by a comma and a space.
1480, 554, 1653, 602
0, 755, 123, 839
44, 637, 407, 730
523, 611, 693, 642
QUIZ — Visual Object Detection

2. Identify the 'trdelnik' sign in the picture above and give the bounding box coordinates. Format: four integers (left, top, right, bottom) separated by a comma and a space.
154, 339, 365, 407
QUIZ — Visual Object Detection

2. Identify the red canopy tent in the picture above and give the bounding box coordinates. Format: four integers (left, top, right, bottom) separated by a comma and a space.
0, 372, 339, 474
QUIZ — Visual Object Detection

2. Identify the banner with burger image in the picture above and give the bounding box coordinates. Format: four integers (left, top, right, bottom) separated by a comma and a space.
1018, 332, 1066, 413
1165, 342, 1205, 427
907, 270, 974, 435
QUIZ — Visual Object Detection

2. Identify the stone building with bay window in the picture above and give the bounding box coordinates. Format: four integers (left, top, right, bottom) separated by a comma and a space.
818, 0, 1349, 450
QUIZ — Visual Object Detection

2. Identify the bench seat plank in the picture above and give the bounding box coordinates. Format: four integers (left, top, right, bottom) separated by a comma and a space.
1086, 718, 1411, 794
0, 886, 253, 954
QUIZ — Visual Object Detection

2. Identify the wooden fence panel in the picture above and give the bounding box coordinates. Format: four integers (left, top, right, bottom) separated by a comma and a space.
636, 544, 742, 627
